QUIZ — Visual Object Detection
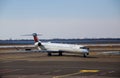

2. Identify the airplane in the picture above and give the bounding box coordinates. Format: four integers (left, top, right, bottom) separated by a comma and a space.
32, 33, 89, 57
0, 33, 89, 57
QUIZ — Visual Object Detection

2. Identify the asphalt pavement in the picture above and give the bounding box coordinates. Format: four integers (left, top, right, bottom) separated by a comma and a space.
0, 52, 120, 78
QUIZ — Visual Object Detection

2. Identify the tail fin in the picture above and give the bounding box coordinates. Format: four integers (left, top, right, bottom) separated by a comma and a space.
22, 33, 41, 42
32, 33, 39, 42
32, 33, 46, 50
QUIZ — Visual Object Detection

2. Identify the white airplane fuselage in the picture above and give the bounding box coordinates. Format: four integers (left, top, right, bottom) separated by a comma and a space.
33, 33, 89, 57
35, 41, 89, 56
45, 43, 88, 52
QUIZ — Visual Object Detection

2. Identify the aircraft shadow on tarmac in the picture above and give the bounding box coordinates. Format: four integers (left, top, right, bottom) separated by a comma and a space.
47, 54, 98, 58
23, 53, 98, 59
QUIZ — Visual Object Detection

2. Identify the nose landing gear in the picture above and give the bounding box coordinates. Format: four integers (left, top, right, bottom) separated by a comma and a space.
83, 53, 89, 57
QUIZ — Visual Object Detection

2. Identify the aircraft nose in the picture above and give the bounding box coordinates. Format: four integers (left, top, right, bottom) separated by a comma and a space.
80, 47, 89, 53
84, 49, 89, 53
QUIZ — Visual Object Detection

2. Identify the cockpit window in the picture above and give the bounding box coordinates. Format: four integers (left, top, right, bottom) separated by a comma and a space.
80, 47, 89, 50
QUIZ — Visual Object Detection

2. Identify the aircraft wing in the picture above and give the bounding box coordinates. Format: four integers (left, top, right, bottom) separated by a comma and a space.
0, 45, 34, 50
0, 45, 59, 53
26, 50, 59, 53
0, 45, 84, 54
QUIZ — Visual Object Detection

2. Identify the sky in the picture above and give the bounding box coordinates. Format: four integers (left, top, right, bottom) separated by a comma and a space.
0, 0, 120, 39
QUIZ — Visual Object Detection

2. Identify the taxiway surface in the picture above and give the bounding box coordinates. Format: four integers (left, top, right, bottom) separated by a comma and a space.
0, 52, 120, 78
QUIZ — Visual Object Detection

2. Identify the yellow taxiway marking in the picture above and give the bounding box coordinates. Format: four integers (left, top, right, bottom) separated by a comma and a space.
80, 69, 99, 73
53, 71, 82, 78
53, 69, 100, 78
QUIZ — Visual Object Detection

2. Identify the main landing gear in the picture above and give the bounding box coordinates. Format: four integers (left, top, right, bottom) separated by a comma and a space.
47, 51, 63, 56
59, 51, 63, 56
48, 52, 52, 56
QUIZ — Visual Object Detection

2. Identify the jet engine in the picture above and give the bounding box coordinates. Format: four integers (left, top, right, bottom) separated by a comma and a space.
34, 42, 42, 47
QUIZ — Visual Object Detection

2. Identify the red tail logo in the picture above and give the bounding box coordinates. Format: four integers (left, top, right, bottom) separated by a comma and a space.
33, 33, 39, 42
33, 36, 38, 42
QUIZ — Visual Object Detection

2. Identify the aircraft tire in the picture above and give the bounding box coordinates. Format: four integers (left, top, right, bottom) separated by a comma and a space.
83, 53, 87, 57
59, 52, 63, 56
48, 52, 52, 56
